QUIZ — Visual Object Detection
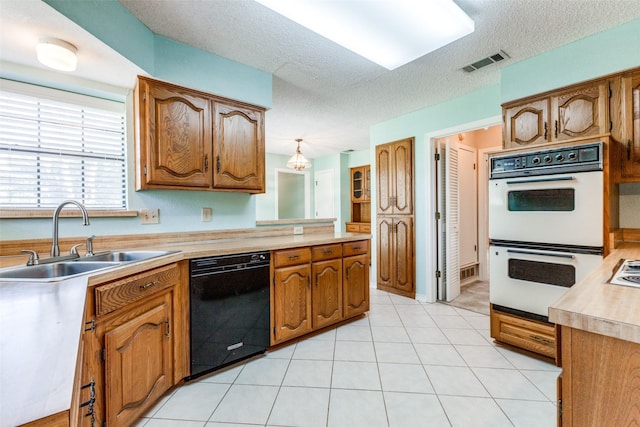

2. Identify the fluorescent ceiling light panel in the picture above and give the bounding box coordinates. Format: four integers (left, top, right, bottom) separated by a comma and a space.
255, 0, 474, 70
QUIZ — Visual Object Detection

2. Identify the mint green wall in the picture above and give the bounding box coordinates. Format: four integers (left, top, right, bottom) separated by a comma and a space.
43, 0, 272, 107
348, 149, 371, 168
501, 19, 640, 102
44, 0, 155, 73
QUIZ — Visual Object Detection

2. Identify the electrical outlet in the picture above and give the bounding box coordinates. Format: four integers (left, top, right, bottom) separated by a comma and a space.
201, 207, 212, 222
140, 208, 159, 224
293, 226, 304, 235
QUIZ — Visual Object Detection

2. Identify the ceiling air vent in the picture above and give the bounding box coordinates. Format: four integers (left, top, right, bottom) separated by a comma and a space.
462, 50, 510, 73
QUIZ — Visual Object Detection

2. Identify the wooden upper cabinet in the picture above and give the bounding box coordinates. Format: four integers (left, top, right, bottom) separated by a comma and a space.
213, 101, 265, 192
376, 138, 413, 215
503, 80, 609, 149
552, 81, 609, 141
134, 76, 266, 193
135, 77, 213, 189
620, 69, 640, 181
351, 165, 370, 202
503, 98, 550, 148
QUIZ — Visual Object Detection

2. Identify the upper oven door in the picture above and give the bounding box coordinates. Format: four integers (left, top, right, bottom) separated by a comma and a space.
489, 171, 603, 247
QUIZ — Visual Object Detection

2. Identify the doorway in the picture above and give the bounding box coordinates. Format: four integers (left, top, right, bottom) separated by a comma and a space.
434, 126, 502, 310
314, 169, 334, 218
275, 169, 311, 219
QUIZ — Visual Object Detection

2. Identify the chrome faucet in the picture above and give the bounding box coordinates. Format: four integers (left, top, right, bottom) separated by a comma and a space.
51, 200, 90, 257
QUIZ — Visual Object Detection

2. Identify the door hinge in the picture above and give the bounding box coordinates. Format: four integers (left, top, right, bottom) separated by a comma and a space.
143, 166, 147, 176
165, 320, 171, 338
558, 399, 563, 419
84, 319, 96, 332
474, 244, 477, 252
610, 120, 613, 132
435, 212, 441, 221
435, 270, 441, 279
434, 153, 440, 161
101, 348, 106, 362
473, 163, 476, 170
143, 91, 147, 101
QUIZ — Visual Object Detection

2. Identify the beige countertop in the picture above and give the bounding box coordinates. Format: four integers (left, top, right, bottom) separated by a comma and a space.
549, 243, 640, 344
0, 232, 370, 426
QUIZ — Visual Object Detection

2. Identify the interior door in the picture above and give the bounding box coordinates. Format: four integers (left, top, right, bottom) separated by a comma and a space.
436, 138, 461, 301
314, 169, 334, 218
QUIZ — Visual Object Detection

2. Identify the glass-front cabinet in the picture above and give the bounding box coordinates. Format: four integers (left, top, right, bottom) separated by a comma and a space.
346, 165, 371, 233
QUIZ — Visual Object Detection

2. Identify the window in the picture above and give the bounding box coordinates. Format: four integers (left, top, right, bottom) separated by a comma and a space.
0, 80, 127, 209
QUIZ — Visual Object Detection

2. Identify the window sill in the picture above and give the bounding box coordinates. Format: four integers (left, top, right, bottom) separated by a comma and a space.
0, 209, 139, 219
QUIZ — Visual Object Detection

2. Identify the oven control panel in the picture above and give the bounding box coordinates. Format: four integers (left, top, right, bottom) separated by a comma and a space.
490, 142, 602, 178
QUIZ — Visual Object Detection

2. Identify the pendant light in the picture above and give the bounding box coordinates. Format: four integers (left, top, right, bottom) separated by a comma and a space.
286, 138, 312, 171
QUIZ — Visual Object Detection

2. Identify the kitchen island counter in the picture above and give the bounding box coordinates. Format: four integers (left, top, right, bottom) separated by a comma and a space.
549, 243, 640, 344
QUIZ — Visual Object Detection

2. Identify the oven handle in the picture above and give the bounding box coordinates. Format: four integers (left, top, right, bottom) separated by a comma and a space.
507, 249, 575, 259
505, 176, 575, 185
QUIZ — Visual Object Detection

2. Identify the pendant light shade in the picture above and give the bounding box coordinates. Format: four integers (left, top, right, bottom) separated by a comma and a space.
287, 138, 312, 171
37, 37, 77, 71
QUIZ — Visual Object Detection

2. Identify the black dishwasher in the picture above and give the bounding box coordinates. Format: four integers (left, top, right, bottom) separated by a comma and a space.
188, 251, 270, 380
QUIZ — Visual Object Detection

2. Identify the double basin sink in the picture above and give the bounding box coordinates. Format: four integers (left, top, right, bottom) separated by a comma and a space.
0, 250, 178, 282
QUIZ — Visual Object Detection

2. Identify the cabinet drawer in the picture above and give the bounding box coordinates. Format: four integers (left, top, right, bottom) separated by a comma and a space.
95, 264, 178, 316
490, 306, 556, 359
346, 223, 360, 233
273, 247, 311, 267
343, 240, 368, 257
360, 224, 371, 233
312, 244, 342, 261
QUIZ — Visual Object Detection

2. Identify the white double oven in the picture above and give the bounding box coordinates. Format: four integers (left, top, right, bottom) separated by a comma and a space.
488, 142, 603, 319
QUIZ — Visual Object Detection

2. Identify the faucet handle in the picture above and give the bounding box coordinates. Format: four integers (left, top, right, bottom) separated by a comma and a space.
21, 250, 40, 266
70, 243, 85, 256
86, 235, 96, 256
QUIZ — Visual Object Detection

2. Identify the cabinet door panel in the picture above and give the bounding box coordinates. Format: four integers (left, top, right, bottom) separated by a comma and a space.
213, 102, 265, 192
376, 217, 393, 288
142, 80, 212, 188
393, 141, 413, 215
105, 298, 172, 427
504, 99, 550, 148
552, 82, 608, 141
394, 218, 414, 293
376, 147, 393, 214
622, 71, 640, 180
343, 254, 369, 318
273, 264, 312, 342
312, 259, 343, 329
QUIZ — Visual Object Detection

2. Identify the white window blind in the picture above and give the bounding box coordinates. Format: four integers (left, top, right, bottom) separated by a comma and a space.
0, 80, 127, 209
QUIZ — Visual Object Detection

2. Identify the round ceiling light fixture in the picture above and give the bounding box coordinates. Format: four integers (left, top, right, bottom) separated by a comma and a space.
36, 37, 78, 71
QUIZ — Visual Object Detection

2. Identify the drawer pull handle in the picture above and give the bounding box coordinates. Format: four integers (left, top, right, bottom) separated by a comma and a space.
323, 249, 333, 255
288, 255, 300, 260
353, 246, 361, 250
140, 280, 158, 291
529, 334, 553, 345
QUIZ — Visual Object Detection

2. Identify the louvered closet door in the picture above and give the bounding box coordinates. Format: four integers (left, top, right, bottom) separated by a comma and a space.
437, 138, 460, 302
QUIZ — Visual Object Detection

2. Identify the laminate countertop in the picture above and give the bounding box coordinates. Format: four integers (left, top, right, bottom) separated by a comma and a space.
549, 243, 640, 344
0, 232, 370, 426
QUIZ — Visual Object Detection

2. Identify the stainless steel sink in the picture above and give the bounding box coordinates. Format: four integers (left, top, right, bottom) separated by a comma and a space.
0, 261, 121, 281
80, 250, 176, 263
0, 250, 178, 282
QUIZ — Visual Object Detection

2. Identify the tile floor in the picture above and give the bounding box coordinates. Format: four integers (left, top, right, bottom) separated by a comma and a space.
135, 289, 560, 427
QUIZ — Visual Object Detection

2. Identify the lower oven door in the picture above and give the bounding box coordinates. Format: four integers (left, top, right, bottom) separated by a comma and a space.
489, 245, 602, 318
488, 171, 603, 247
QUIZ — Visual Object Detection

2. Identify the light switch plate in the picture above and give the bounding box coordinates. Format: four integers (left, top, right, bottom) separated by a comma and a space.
201, 207, 212, 222
293, 226, 304, 235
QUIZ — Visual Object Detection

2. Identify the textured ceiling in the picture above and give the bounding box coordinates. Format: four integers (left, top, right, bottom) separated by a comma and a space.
1, 1, 639, 159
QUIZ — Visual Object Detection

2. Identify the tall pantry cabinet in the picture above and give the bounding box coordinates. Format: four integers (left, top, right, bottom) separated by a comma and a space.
376, 138, 415, 298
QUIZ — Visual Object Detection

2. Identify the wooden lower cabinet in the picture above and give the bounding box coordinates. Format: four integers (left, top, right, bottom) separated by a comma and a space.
271, 241, 370, 345
558, 326, 640, 426
312, 258, 343, 329
490, 305, 556, 359
376, 216, 414, 298
76, 263, 187, 427
345, 222, 371, 233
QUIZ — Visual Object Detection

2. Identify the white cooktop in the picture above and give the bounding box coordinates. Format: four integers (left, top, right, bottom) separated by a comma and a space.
609, 259, 640, 288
